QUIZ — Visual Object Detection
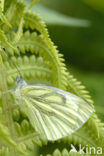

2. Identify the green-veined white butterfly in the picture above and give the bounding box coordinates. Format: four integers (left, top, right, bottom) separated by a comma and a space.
13, 76, 94, 141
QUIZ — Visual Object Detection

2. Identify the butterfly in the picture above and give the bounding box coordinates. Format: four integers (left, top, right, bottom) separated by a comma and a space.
13, 76, 94, 141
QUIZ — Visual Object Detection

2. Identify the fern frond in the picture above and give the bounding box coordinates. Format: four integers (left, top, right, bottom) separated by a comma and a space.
0, 0, 4, 11
0, 1, 103, 155
67, 73, 93, 104
29, 0, 39, 10
64, 73, 104, 153
44, 148, 87, 156
0, 123, 16, 146
16, 30, 68, 89
0, 11, 11, 28
24, 12, 68, 89
0, 30, 17, 51
2, 0, 26, 33
1, 55, 51, 151
0, 61, 26, 155
3, 55, 52, 86
0, 147, 10, 156
0, 123, 26, 155
12, 17, 24, 45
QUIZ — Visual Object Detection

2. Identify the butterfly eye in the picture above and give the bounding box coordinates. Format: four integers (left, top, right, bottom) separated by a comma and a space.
16, 76, 23, 83
16, 76, 20, 83
16, 76, 27, 90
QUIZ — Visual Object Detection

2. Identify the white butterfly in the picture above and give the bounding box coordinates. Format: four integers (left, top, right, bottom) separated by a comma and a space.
13, 76, 94, 141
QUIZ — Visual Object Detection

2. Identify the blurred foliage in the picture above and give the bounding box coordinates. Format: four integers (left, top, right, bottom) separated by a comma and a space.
32, 5, 90, 27
83, 0, 104, 13
25, 0, 90, 27
32, 0, 104, 72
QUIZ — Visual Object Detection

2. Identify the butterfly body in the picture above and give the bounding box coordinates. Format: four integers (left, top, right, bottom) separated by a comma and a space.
14, 76, 94, 141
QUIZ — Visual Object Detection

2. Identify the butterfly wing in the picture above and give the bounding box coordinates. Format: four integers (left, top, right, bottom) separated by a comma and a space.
19, 84, 94, 141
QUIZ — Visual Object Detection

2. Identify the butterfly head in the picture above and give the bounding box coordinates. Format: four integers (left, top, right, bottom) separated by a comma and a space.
16, 76, 23, 84
15, 76, 27, 90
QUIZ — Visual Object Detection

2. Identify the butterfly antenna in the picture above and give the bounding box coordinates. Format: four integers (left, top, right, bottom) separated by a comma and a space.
3, 48, 23, 78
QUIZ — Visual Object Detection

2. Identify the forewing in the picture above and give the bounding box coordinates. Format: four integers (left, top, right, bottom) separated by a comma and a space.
20, 85, 94, 141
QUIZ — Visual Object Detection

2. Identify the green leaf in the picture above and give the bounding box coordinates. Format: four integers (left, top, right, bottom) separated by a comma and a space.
83, 0, 104, 13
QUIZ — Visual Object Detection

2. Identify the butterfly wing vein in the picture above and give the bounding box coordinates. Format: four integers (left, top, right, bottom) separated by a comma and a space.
19, 85, 94, 140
